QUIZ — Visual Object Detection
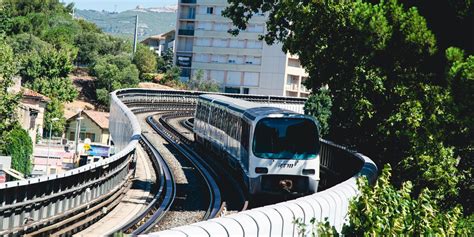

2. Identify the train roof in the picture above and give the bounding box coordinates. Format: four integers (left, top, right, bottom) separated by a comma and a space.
199, 94, 297, 120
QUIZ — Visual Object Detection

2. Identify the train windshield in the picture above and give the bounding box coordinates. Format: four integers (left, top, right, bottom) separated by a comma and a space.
252, 118, 320, 160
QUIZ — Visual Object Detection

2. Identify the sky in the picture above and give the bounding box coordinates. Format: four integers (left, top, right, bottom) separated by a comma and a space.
62, 0, 177, 12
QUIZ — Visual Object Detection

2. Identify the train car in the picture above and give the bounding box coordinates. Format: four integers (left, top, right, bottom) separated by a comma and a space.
193, 94, 320, 195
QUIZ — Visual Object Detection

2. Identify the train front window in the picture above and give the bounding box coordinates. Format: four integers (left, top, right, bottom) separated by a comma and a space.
252, 118, 320, 160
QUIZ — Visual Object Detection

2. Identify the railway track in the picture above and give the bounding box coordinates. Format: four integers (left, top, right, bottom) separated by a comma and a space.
158, 112, 249, 213
146, 114, 224, 220
111, 136, 176, 235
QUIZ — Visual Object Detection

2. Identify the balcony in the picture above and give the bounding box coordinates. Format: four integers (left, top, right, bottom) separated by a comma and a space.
178, 29, 195, 36
285, 84, 299, 91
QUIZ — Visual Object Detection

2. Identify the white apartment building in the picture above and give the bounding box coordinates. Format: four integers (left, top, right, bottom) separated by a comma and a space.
174, 0, 310, 97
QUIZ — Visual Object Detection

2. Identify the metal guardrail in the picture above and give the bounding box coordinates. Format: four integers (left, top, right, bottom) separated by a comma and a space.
0, 90, 141, 235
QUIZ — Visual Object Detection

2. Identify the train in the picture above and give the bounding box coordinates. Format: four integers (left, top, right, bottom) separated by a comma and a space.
193, 94, 321, 195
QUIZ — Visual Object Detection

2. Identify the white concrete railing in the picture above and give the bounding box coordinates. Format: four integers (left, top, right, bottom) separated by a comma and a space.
151, 155, 377, 236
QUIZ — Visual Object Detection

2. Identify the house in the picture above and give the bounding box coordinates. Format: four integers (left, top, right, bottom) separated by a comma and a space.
65, 110, 110, 145
9, 77, 50, 145
141, 30, 175, 56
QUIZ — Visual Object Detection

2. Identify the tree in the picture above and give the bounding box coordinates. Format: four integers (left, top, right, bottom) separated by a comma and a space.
0, 39, 22, 150
223, 0, 471, 227
5, 126, 33, 175
445, 47, 474, 213
6, 33, 52, 54
162, 66, 181, 83
133, 44, 157, 78
74, 32, 130, 66
304, 87, 332, 136
20, 48, 74, 84
224, 0, 463, 204
43, 98, 66, 136
157, 48, 173, 73
91, 54, 139, 105
186, 69, 220, 92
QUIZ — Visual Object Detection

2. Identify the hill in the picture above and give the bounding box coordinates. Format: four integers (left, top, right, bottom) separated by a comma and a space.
75, 7, 177, 40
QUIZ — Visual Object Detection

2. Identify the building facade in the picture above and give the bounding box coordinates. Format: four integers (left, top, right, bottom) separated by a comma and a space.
174, 0, 310, 97
9, 77, 50, 145
141, 30, 175, 56
65, 110, 110, 145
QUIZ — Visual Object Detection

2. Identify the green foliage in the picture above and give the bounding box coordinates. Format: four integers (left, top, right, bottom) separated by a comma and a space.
91, 54, 139, 105
186, 69, 220, 92
19, 48, 78, 103
0, 39, 22, 151
20, 48, 73, 84
6, 33, 52, 54
162, 66, 181, 83
133, 44, 157, 78
43, 98, 66, 136
304, 88, 332, 136
343, 165, 469, 236
445, 47, 474, 213
74, 32, 130, 65
27, 77, 78, 103
42, 14, 80, 43
224, 0, 472, 230
157, 48, 174, 73
294, 217, 338, 237
4, 126, 33, 175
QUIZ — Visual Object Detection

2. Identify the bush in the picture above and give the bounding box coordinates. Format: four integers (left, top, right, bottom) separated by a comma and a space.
186, 69, 220, 92
5, 127, 33, 175
343, 165, 469, 236
304, 88, 332, 136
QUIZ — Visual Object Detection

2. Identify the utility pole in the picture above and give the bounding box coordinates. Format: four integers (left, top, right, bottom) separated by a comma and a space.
133, 15, 139, 54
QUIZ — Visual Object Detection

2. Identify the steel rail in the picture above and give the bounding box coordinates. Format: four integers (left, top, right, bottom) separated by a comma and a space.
158, 112, 249, 214
146, 115, 224, 220
130, 136, 176, 235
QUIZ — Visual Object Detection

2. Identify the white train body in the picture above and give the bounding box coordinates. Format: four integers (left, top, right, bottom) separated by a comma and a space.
193, 94, 320, 195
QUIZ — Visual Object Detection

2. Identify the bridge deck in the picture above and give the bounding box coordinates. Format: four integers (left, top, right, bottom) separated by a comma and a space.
76, 145, 154, 236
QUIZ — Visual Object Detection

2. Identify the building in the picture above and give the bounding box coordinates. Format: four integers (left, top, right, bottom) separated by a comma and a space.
141, 30, 175, 56
174, 0, 310, 97
65, 110, 110, 145
9, 77, 50, 145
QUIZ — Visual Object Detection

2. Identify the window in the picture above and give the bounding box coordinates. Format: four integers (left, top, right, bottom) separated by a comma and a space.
195, 54, 209, 62
211, 55, 226, 63
206, 7, 214, 14
29, 110, 38, 130
253, 118, 320, 160
212, 39, 227, 47
243, 88, 250, 94
214, 22, 228, 31
247, 40, 263, 49
227, 71, 241, 86
243, 72, 259, 86
288, 58, 301, 67
224, 87, 240, 94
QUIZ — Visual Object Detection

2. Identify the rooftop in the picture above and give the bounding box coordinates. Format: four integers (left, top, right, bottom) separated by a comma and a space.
22, 87, 50, 102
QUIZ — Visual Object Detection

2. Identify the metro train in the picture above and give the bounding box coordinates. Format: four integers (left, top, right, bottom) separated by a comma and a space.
193, 94, 321, 195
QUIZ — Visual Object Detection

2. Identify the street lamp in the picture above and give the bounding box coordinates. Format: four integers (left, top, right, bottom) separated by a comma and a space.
47, 117, 60, 175
74, 112, 84, 166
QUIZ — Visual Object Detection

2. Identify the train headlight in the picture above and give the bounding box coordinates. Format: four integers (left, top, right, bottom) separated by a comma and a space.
255, 167, 268, 174
302, 169, 315, 175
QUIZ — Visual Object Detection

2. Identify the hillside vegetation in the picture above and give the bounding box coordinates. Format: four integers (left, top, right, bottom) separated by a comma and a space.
75, 8, 176, 40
